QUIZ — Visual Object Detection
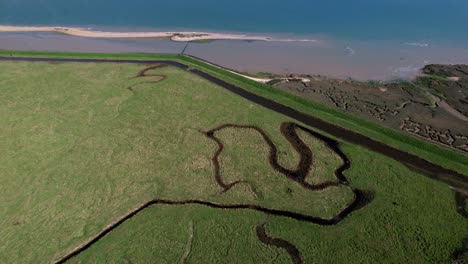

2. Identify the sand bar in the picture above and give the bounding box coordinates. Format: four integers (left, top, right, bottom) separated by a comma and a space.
0, 25, 279, 42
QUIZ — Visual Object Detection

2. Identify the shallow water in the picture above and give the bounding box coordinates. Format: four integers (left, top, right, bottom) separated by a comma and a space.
2, 32, 468, 80
2, 0, 468, 80
2, 0, 468, 43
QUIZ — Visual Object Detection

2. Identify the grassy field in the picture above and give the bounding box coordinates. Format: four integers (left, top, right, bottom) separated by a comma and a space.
0, 60, 465, 263
1, 50, 466, 176
73, 151, 466, 263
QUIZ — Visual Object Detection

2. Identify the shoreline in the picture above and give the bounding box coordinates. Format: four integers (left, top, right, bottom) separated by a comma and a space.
2, 26, 468, 81
0, 25, 318, 43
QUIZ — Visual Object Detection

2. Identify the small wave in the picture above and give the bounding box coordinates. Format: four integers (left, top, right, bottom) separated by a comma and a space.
390, 65, 421, 79
346, 46, 355, 56
394, 66, 420, 73
270, 38, 318, 43
404, 42, 429, 47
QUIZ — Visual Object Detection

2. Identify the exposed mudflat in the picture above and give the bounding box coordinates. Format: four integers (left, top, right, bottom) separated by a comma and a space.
271, 65, 468, 154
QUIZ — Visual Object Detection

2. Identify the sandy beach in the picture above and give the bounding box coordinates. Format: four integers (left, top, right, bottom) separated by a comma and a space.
0, 25, 275, 42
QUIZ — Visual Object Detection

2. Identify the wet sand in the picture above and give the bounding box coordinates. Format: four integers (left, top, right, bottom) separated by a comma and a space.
0, 25, 274, 42
2, 31, 468, 80
186, 40, 468, 80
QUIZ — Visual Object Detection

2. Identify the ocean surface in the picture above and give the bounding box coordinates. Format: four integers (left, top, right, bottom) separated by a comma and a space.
1, 0, 468, 80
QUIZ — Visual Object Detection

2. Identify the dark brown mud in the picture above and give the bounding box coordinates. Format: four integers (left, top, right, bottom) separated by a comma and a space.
256, 224, 303, 264
127, 64, 167, 92
454, 191, 467, 218
452, 237, 468, 263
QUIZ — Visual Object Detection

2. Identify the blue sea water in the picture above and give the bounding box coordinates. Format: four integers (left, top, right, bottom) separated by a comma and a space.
1, 0, 468, 43
1, 0, 468, 79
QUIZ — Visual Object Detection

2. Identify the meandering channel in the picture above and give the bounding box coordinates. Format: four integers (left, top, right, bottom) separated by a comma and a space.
127, 64, 167, 92
256, 224, 303, 264
202, 122, 347, 192
200, 121, 370, 224
54, 119, 367, 263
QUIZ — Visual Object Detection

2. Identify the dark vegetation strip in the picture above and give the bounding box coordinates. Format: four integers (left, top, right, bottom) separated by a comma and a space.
452, 237, 468, 263
0, 56, 189, 69
454, 191, 468, 218
256, 224, 303, 264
